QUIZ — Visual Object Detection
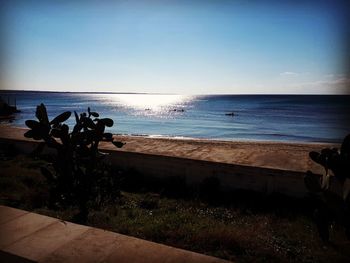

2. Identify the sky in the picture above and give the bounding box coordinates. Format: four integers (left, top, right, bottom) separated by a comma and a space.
1, 0, 349, 94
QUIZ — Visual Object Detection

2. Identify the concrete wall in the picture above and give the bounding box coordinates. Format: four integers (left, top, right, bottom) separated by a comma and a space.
105, 149, 308, 197
1, 138, 311, 198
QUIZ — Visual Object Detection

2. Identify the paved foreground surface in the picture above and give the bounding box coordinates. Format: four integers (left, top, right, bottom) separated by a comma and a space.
0, 206, 230, 263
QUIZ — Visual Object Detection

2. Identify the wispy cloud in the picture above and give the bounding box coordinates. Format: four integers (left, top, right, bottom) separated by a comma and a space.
286, 75, 350, 94
307, 75, 350, 87
280, 71, 299, 76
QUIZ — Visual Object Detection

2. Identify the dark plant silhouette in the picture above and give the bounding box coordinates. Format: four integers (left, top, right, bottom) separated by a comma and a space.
24, 103, 124, 222
305, 134, 350, 242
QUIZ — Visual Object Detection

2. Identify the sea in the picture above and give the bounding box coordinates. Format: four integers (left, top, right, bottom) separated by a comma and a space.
1, 91, 349, 143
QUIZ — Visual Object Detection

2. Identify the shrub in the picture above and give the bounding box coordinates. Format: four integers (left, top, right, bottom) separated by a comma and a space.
305, 134, 350, 241
24, 104, 124, 222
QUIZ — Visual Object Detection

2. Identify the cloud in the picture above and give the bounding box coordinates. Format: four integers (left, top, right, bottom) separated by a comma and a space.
286, 75, 350, 94
307, 76, 350, 87
280, 71, 299, 76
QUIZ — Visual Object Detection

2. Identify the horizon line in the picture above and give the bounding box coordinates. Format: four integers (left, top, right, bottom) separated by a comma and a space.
0, 89, 348, 96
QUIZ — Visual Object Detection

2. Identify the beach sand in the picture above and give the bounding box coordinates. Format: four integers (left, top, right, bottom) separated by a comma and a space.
0, 124, 336, 174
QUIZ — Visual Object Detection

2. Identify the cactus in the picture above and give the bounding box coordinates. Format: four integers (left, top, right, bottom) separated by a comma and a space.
25, 103, 124, 223
305, 134, 350, 242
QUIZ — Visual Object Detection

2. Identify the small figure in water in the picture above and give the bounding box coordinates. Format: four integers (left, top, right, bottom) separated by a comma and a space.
170, 108, 185, 112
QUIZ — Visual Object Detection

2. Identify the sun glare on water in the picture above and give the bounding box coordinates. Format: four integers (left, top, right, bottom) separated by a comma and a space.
107, 94, 192, 112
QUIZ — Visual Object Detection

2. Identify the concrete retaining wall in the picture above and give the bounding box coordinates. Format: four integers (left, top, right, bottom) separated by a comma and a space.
0, 137, 311, 198
105, 149, 308, 197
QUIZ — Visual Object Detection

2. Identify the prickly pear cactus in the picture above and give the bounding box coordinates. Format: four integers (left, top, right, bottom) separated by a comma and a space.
25, 104, 125, 222
305, 134, 350, 242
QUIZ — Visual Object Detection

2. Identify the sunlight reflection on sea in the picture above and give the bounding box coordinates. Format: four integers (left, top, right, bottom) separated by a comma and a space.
94, 94, 195, 118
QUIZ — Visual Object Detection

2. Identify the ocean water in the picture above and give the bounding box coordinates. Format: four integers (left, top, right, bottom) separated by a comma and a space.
1, 91, 349, 143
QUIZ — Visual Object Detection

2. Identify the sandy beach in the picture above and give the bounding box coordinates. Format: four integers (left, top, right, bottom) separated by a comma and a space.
0, 124, 336, 174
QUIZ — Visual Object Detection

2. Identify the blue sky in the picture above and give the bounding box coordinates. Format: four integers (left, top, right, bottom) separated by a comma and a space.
2, 0, 349, 94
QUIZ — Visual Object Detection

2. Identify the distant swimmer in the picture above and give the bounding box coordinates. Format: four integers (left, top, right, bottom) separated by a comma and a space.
225, 112, 235, 116
145, 108, 151, 111
170, 109, 185, 112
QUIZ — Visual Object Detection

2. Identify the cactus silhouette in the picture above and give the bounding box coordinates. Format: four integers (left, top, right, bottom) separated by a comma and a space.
25, 104, 124, 223
305, 134, 350, 242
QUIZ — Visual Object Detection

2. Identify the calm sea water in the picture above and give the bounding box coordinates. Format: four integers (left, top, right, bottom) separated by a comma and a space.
1, 91, 349, 143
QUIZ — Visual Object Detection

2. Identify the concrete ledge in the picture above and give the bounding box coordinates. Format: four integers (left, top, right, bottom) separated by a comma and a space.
0, 206, 230, 263
105, 148, 309, 197
3, 136, 342, 198
0, 137, 310, 197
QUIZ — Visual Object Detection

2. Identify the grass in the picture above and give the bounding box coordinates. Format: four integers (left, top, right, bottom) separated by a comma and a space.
1, 145, 350, 263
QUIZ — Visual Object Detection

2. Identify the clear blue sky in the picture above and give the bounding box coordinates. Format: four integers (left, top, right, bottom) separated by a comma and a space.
1, 0, 349, 94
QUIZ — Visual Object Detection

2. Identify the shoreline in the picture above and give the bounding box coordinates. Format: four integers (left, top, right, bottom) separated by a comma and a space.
0, 124, 336, 174
115, 133, 337, 145
2, 123, 339, 146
